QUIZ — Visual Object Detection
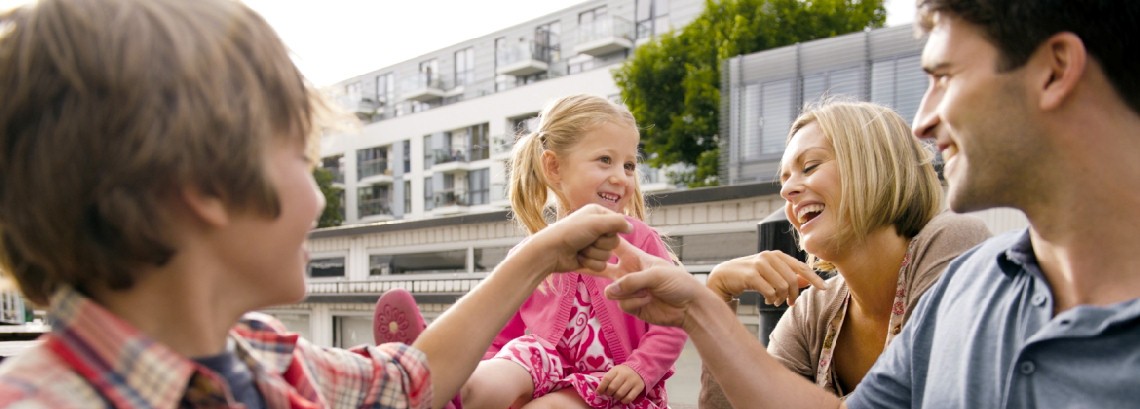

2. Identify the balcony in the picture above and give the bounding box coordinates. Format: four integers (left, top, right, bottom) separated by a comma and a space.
358, 198, 393, 218
399, 73, 447, 103
431, 148, 471, 173
492, 134, 517, 159
357, 159, 392, 183
432, 190, 470, 215
574, 17, 634, 57
496, 40, 552, 76
305, 272, 490, 301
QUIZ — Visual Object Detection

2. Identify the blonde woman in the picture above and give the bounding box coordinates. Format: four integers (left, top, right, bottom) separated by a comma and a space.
699, 100, 991, 406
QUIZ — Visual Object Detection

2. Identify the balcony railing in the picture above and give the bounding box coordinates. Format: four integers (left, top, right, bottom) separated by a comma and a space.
433, 148, 469, 164
399, 73, 447, 102
496, 38, 556, 76
575, 16, 634, 57
357, 159, 390, 179
433, 190, 469, 207
469, 144, 490, 161
358, 199, 393, 217
307, 272, 491, 296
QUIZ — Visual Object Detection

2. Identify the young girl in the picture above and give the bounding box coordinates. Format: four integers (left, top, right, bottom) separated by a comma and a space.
458, 94, 686, 409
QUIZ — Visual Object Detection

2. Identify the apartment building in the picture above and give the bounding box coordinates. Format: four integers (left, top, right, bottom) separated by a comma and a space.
283, 0, 710, 348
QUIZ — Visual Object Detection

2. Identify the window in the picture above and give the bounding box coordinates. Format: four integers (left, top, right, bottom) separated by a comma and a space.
358, 184, 391, 217
435, 174, 461, 207
402, 140, 411, 173
670, 232, 758, 264
579, 6, 609, 45
386, 249, 467, 274
512, 115, 539, 135
356, 146, 388, 179
418, 59, 438, 89
636, 0, 669, 39
739, 79, 794, 160
534, 21, 561, 62
423, 176, 435, 211
871, 54, 925, 124
803, 66, 866, 105
375, 73, 394, 108
345, 81, 362, 103
403, 180, 412, 214
369, 254, 392, 275
308, 257, 345, 278
470, 123, 490, 161
468, 168, 490, 205
474, 247, 511, 272
740, 84, 762, 160
332, 315, 371, 348
579, 6, 607, 25
454, 47, 475, 87
423, 135, 434, 170
760, 79, 794, 156
321, 155, 344, 184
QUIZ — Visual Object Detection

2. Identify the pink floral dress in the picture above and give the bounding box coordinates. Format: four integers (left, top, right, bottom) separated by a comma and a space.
493, 276, 668, 408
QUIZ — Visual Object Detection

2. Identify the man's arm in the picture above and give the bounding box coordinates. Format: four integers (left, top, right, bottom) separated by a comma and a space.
602, 241, 844, 409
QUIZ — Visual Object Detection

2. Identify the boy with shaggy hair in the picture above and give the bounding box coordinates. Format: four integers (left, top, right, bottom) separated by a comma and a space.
0, 0, 633, 407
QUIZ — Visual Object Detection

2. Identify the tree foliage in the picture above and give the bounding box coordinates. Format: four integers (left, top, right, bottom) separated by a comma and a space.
313, 167, 343, 228
614, 0, 886, 186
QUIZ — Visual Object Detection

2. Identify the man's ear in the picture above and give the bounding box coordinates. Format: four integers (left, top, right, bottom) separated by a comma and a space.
542, 149, 561, 188
1034, 32, 1087, 111
179, 185, 229, 228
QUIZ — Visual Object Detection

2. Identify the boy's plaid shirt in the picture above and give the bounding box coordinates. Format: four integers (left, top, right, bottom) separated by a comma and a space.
0, 287, 432, 408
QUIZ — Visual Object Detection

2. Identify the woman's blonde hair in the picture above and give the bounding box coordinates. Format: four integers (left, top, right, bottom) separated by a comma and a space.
508, 94, 646, 234
787, 98, 942, 271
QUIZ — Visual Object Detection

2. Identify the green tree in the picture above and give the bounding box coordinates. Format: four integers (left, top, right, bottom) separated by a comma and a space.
313, 167, 343, 228
614, 0, 885, 186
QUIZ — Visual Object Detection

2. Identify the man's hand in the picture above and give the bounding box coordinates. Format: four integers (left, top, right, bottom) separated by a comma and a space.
596, 364, 646, 404
602, 239, 702, 328
707, 251, 827, 306
525, 204, 632, 274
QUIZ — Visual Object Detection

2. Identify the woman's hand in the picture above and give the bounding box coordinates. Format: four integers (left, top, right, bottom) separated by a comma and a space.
596, 364, 645, 404
706, 251, 827, 307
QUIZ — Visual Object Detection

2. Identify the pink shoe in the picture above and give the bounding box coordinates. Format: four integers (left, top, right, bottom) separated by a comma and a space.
373, 288, 425, 345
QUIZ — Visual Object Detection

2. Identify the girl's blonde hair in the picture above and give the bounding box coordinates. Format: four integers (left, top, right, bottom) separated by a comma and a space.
787, 98, 942, 271
508, 94, 646, 234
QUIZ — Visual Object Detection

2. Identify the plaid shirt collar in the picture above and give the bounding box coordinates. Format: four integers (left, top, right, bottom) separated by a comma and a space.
44, 287, 299, 408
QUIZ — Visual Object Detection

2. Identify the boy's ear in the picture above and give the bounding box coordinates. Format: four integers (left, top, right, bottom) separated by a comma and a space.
179, 185, 230, 227
1035, 32, 1086, 111
541, 150, 561, 187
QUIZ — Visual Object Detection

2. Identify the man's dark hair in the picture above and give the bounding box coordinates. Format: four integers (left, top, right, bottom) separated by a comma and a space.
917, 0, 1140, 114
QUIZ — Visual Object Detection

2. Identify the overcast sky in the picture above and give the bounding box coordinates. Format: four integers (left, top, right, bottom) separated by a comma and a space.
0, 0, 918, 87
244, 0, 918, 87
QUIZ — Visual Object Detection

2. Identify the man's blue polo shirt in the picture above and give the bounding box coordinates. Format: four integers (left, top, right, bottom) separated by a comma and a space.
847, 229, 1140, 408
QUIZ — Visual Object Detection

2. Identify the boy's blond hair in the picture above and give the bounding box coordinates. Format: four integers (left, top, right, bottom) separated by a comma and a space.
508, 94, 647, 234
786, 99, 942, 271
0, 0, 330, 304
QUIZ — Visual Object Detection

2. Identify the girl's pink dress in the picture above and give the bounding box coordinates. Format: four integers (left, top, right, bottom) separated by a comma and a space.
486, 217, 686, 408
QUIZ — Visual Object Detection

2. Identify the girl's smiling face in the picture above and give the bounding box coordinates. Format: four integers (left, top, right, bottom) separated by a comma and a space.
545, 121, 640, 215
